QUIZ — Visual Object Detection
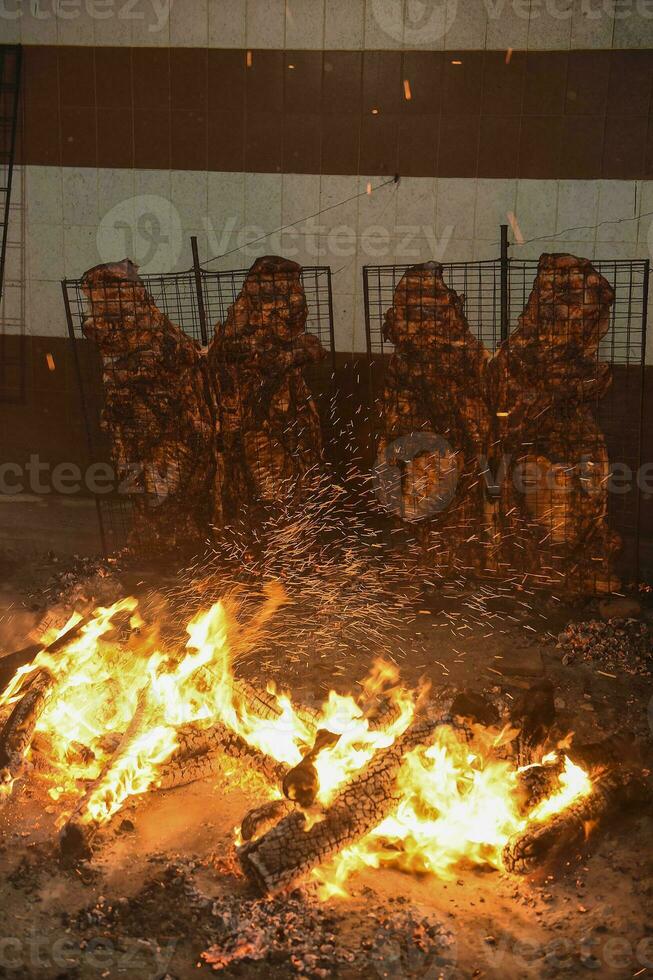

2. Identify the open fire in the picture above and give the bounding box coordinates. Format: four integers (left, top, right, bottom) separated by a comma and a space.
3, 589, 632, 901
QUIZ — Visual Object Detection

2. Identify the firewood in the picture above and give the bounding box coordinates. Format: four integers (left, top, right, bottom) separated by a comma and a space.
231, 678, 320, 733
237, 717, 444, 894
515, 758, 566, 815
503, 767, 650, 873
240, 697, 417, 841
172, 722, 286, 784
0, 669, 55, 802
60, 686, 150, 859
240, 799, 295, 842
155, 749, 228, 791
514, 733, 642, 817
0, 615, 91, 694
59, 712, 288, 860
58, 677, 308, 859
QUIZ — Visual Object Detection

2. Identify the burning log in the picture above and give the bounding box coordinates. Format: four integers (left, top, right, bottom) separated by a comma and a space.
503, 767, 650, 874
60, 714, 288, 860
240, 799, 294, 842
57, 671, 309, 859
0, 615, 91, 693
170, 722, 286, 785
239, 700, 408, 840
515, 758, 566, 815
60, 686, 150, 859
237, 718, 442, 894
0, 669, 55, 802
514, 732, 642, 818
233, 678, 319, 733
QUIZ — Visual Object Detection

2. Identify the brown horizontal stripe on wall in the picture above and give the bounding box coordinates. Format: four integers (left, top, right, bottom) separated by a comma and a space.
17, 45, 653, 178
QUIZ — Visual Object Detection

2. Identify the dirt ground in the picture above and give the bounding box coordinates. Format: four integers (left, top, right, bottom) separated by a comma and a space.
0, 546, 652, 980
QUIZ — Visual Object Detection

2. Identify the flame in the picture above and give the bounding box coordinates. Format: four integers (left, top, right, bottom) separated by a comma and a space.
1, 593, 593, 893
313, 743, 591, 899
1, 594, 415, 828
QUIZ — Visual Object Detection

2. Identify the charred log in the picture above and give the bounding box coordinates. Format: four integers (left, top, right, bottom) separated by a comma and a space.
237, 718, 443, 894
0, 615, 91, 694
503, 767, 650, 874
515, 758, 566, 815
155, 750, 225, 791
240, 799, 295, 842
0, 669, 54, 801
60, 686, 150, 860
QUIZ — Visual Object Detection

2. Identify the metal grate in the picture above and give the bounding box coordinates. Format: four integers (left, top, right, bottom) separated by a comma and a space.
62, 263, 336, 555
364, 255, 649, 591
365, 260, 504, 357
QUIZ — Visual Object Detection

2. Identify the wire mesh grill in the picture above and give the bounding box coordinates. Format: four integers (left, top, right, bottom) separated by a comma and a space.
365, 260, 504, 356
364, 257, 648, 592
63, 263, 336, 555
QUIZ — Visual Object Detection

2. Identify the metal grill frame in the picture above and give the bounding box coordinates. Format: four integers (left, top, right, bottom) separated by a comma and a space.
363, 252, 649, 589
62, 263, 336, 555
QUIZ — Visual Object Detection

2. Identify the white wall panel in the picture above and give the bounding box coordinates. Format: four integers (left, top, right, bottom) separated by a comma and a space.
10, 0, 653, 49
13, 166, 653, 359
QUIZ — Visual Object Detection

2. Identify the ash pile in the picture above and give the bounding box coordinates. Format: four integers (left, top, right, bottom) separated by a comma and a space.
557, 619, 652, 676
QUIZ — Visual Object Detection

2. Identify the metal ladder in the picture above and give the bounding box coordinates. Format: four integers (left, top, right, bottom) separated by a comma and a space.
0, 44, 21, 304
0, 44, 23, 403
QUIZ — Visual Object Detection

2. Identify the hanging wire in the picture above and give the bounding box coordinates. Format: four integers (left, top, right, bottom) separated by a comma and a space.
491, 209, 653, 254
192, 175, 400, 271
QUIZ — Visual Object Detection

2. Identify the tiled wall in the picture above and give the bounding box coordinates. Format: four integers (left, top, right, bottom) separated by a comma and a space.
18, 46, 653, 179
3, 0, 653, 49
10, 165, 653, 355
